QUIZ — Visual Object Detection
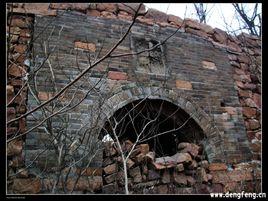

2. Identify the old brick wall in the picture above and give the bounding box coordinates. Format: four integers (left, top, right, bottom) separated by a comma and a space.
6, 3, 261, 194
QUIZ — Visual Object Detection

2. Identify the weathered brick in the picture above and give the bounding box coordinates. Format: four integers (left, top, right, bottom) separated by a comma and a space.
14, 44, 28, 54
12, 178, 41, 194
86, 9, 101, 17
209, 163, 227, 171
242, 107, 257, 118
13, 3, 57, 16
9, 16, 33, 28
7, 140, 23, 156
202, 60, 217, 70
103, 163, 117, 175
96, 3, 118, 13
8, 63, 27, 77
168, 14, 183, 27
74, 41, 96, 52
223, 107, 237, 115
108, 71, 127, 80
175, 80, 192, 90
66, 176, 102, 191
38, 92, 52, 101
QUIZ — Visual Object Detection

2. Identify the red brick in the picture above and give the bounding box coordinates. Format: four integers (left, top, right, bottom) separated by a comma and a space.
7, 127, 18, 136
235, 81, 244, 89
16, 105, 27, 114
209, 163, 227, 171
100, 11, 117, 19
74, 41, 96, 52
227, 41, 242, 52
223, 107, 237, 115
13, 3, 57, 16
86, 9, 101, 17
75, 167, 102, 176
176, 80, 192, 90
244, 98, 257, 108
210, 171, 230, 183
96, 3, 118, 12
14, 44, 27, 54
12, 178, 41, 194
9, 16, 33, 28
235, 68, 246, 75
7, 140, 23, 156
228, 54, 237, 61
66, 176, 102, 191
168, 14, 183, 27
108, 71, 127, 80
228, 169, 253, 182
19, 118, 26, 133
202, 60, 216, 69
136, 144, 149, 155
8, 63, 27, 77
19, 29, 31, 38
38, 92, 51, 101
145, 8, 168, 22
238, 89, 252, 98
7, 107, 16, 121
238, 55, 251, 64
103, 163, 117, 175
136, 16, 154, 25
7, 85, 14, 95
242, 107, 256, 118
117, 3, 146, 15
253, 93, 261, 108
247, 119, 260, 130
118, 11, 132, 21
212, 28, 228, 44
50, 3, 89, 12
186, 27, 209, 38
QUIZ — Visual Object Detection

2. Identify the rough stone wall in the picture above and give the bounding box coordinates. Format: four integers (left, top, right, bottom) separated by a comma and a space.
7, 12, 34, 192
6, 3, 261, 194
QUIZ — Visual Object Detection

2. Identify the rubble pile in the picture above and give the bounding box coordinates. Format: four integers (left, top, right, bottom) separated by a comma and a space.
102, 140, 219, 194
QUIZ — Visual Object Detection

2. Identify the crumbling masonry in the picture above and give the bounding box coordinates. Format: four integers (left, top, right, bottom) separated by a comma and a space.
7, 3, 261, 194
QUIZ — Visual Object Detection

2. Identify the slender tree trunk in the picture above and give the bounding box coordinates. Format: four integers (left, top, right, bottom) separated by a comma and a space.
122, 158, 129, 194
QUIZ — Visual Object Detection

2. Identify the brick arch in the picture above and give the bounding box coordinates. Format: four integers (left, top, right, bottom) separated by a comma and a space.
97, 84, 225, 163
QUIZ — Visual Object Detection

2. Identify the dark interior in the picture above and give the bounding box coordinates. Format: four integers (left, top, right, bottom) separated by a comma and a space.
100, 99, 205, 157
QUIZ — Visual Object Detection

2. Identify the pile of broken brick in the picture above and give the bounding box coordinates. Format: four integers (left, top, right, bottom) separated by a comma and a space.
101, 140, 225, 194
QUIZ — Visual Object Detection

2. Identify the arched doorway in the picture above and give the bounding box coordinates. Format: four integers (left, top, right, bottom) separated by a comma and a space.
100, 98, 205, 157
97, 85, 224, 162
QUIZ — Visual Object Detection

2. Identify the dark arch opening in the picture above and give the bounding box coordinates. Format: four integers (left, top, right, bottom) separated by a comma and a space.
100, 99, 205, 157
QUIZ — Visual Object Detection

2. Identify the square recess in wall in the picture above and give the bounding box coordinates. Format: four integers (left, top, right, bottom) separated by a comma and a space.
130, 36, 169, 77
